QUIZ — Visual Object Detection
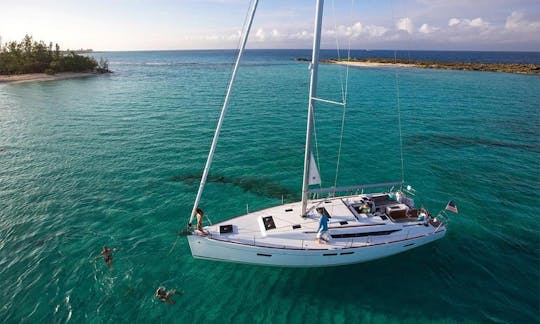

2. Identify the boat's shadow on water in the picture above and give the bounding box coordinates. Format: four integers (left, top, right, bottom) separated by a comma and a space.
236, 242, 462, 322
171, 173, 300, 201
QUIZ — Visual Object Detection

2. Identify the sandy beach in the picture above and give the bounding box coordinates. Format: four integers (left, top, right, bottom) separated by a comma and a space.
0, 72, 98, 84
331, 61, 416, 68
322, 59, 540, 74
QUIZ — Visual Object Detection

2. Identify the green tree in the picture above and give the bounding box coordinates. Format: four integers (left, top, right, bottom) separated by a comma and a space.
0, 35, 104, 75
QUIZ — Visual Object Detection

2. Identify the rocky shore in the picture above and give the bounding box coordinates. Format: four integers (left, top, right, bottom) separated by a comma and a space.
296, 57, 540, 75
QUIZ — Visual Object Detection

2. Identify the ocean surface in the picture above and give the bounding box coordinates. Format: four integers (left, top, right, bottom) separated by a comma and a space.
0, 49, 539, 323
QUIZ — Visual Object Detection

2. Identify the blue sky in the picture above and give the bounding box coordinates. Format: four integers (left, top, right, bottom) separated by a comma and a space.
0, 0, 539, 51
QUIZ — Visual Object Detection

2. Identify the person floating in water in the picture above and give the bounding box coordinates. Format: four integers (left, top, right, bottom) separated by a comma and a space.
316, 213, 329, 244
155, 287, 178, 304
101, 246, 119, 270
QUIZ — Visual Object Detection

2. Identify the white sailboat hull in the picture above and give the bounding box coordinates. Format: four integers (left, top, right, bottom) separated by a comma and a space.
187, 229, 445, 267
187, 193, 447, 267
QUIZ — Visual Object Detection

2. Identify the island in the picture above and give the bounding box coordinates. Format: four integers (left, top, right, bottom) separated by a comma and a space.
0, 35, 111, 84
296, 57, 540, 75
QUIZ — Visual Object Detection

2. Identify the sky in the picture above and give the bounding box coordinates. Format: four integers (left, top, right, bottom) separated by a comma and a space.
0, 0, 539, 51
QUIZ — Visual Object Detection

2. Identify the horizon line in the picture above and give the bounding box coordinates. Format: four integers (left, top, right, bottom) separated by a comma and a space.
90, 48, 540, 53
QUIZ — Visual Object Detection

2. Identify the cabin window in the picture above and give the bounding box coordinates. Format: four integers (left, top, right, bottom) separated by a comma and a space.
331, 229, 400, 238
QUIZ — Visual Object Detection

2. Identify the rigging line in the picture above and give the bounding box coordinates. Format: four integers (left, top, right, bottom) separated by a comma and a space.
394, 69, 405, 183
330, 0, 344, 191
168, 235, 180, 255
332, 0, 354, 190
233, 0, 255, 66
390, 0, 406, 183
344, 0, 353, 101
331, 0, 340, 63
169, 213, 213, 255
312, 97, 345, 106
188, 0, 259, 228
333, 99, 347, 190
331, 0, 347, 105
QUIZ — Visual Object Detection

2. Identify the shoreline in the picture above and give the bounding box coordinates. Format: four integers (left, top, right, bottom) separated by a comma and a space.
332, 61, 416, 68
0, 72, 100, 84
322, 58, 540, 75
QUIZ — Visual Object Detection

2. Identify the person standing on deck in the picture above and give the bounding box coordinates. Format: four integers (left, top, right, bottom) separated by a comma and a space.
316, 214, 329, 244
195, 208, 207, 236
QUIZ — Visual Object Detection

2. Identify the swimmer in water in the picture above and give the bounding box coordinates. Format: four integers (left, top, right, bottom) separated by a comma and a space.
155, 287, 178, 304
101, 246, 115, 270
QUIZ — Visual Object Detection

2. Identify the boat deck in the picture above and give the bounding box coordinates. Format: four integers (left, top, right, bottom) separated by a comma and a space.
200, 193, 438, 251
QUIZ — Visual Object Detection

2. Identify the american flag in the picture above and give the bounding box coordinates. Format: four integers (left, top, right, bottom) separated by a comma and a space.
445, 200, 458, 214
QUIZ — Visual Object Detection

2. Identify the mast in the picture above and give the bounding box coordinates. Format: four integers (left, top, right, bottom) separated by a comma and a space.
188, 0, 259, 227
301, 0, 324, 217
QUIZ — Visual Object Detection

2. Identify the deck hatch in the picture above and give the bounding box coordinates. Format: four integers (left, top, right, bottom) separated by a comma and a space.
285, 208, 293, 212
262, 216, 276, 230
292, 224, 301, 229
219, 225, 234, 234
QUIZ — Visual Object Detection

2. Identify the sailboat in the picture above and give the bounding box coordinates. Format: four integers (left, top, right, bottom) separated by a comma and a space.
185, 0, 449, 267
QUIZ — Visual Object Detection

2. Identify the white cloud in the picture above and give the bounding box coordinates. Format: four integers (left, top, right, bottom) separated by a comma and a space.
255, 28, 265, 41
226, 30, 241, 41
325, 21, 387, 40
351, 22, 363, 36
290, 30, 311, 41
505, 11, 540, 32
177, 7, 538, 51
364, 25, 388, 38
469, 18, 489, 28
448, 18, 461, 26
448, 17, 490, 29
419, 23, 439, 34
396, 17, 414, 33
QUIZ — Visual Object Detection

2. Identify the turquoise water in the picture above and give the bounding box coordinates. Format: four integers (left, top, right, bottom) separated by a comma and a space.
0, 50, 539, 323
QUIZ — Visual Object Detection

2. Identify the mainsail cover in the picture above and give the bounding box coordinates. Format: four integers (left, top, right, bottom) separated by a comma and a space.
309, 153, 321, 185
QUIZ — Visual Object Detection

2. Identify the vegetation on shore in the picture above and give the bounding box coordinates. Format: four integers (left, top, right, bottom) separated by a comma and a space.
296, 57, 540, 75
0, 35, 110, 75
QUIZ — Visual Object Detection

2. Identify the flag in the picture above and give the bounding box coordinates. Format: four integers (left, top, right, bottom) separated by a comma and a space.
445, 200, 458, 214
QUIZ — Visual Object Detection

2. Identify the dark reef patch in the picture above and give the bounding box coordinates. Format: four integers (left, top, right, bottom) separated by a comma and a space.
171, 173, 300, 201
